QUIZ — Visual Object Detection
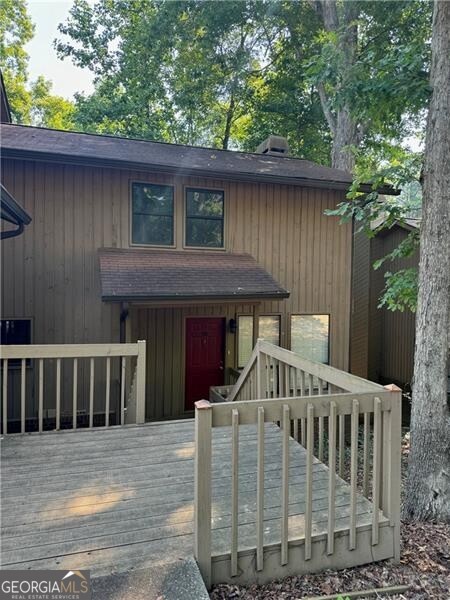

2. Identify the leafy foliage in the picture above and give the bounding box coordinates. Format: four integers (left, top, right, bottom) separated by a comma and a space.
0, 0, 75, 127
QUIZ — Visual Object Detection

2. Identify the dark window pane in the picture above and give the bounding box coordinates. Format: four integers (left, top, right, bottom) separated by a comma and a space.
131, 182, 174, 245
186, 217, 223, 248
186, 189, 224, 217
0, 320, 31, 345
132, 214, 173, 246
132, 183, 173, 216
1, 320, 31, 366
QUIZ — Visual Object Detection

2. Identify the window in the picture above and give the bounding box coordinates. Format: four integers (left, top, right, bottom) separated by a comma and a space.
237, 315, 281, 368
237, 316, 253, 368
131, 182, 174, 246
258, 315, 280, 346
185, 188, 224, 248
0, 319, 31, 366
290, 315, 329, 364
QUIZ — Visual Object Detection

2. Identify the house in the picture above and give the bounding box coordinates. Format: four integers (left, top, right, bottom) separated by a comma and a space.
1, 123, 395, 424
350, 220, 419, 391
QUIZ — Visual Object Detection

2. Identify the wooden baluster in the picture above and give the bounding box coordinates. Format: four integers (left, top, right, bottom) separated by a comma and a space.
305, 403, 314, 560
318, 415, 324, 462
272, 358, 278, 399
300, 369, 305, 396
105, 356, 111, 427
120, 356, 126, 425
290, 367, 299, 441
231, 408, 239, 576
338, 414, 345, 477
281, 404, 290, 565
300, 371, 306, 445
349, 399, 359, 550
21, 359, 26, 434
56, 358, 61, 431
327, 402, 337, 555
285, 364, 290, 398
89, 358, 95, 428
72, 358, 78, 429
363, 412, 370, 497
2, 359, 8, 435
308, 374, 314, 396
372, 397, 382, 545
38, 359, 44, 433
256, 406, 265, 571
265, 354, 270, 398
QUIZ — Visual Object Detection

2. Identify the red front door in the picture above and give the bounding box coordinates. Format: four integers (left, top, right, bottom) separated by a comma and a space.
185, 317, 225, 411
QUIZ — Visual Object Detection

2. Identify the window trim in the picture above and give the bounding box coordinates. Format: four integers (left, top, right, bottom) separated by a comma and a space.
183, 186, 226, 250
289, 313, 331, 365
129, 179, 176, 248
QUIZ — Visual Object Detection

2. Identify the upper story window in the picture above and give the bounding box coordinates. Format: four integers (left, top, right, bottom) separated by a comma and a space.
131, 182, 174, 246
185, 188, 224, 248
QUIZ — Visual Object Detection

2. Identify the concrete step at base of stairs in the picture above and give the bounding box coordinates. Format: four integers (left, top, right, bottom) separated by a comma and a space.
91, 556, 209, 600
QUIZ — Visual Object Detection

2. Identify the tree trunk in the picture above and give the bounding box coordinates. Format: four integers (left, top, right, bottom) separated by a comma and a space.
222, 92, 235, 150
403, 0, 450, 522
313, 0, 360, 172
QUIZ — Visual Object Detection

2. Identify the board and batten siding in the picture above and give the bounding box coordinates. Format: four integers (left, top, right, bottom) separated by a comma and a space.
351, 225, 418, 390
1, 158, 352, 421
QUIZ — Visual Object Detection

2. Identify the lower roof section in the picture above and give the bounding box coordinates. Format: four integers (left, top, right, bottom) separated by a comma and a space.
98, 247, 290, 303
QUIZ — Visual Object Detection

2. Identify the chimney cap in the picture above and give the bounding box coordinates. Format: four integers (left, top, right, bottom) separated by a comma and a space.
256, 135, 290, 156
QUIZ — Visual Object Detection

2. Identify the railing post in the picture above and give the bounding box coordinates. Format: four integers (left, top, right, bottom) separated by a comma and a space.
382, 384, 402, 562
194, 400, 213, 588
135, 340, 146, 424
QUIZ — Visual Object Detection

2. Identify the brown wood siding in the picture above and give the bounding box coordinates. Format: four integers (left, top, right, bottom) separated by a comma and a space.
350, 230, 371, 378
371, 227, 417, 388
1, 158, 353, 421
351, 225, 418, 389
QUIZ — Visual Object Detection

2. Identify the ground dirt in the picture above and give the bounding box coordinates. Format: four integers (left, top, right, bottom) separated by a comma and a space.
210, 432, 450, 600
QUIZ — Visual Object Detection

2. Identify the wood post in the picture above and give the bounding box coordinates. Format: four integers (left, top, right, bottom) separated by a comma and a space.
135, 339, 146, 424
194, 399, 213, 588
383, 384, 402, 562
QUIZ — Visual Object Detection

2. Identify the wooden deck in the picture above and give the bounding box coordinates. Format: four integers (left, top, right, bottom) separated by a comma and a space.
1, 420, 392, 584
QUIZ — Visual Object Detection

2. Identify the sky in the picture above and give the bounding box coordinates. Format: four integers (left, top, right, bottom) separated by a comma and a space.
26, 0, 94, 99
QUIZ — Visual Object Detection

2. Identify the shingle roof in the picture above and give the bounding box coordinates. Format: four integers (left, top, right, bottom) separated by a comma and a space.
0, 123, 396, 194
98, 248, 290, 302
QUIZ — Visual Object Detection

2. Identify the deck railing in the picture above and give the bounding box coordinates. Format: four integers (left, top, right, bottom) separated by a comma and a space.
0, 341, 146, 434
197, 342, 401, 587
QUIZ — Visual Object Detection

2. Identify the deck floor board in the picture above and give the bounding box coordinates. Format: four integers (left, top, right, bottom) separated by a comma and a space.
1, 420, 385, 576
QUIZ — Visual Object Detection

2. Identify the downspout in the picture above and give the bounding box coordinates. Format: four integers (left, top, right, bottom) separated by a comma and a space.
120, 302, 129, 343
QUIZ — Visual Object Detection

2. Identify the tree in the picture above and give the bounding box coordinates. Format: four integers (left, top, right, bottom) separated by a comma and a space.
56, 0, 284, 147
0, 0, 74, 127
403, 0, 450, 522
307, 0, 431, 171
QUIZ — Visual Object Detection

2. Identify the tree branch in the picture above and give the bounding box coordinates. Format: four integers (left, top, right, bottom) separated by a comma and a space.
317, 81, 336, 136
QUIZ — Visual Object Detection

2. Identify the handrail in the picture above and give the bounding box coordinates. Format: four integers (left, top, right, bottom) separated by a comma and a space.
226, 340, 384, 404
194, 383, 402, 587
0, 341, 146, 434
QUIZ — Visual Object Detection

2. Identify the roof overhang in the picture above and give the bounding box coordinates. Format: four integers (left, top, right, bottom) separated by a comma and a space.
98, 248, 290, 303
1, 184, 32, 240
0, 124, 398, 195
